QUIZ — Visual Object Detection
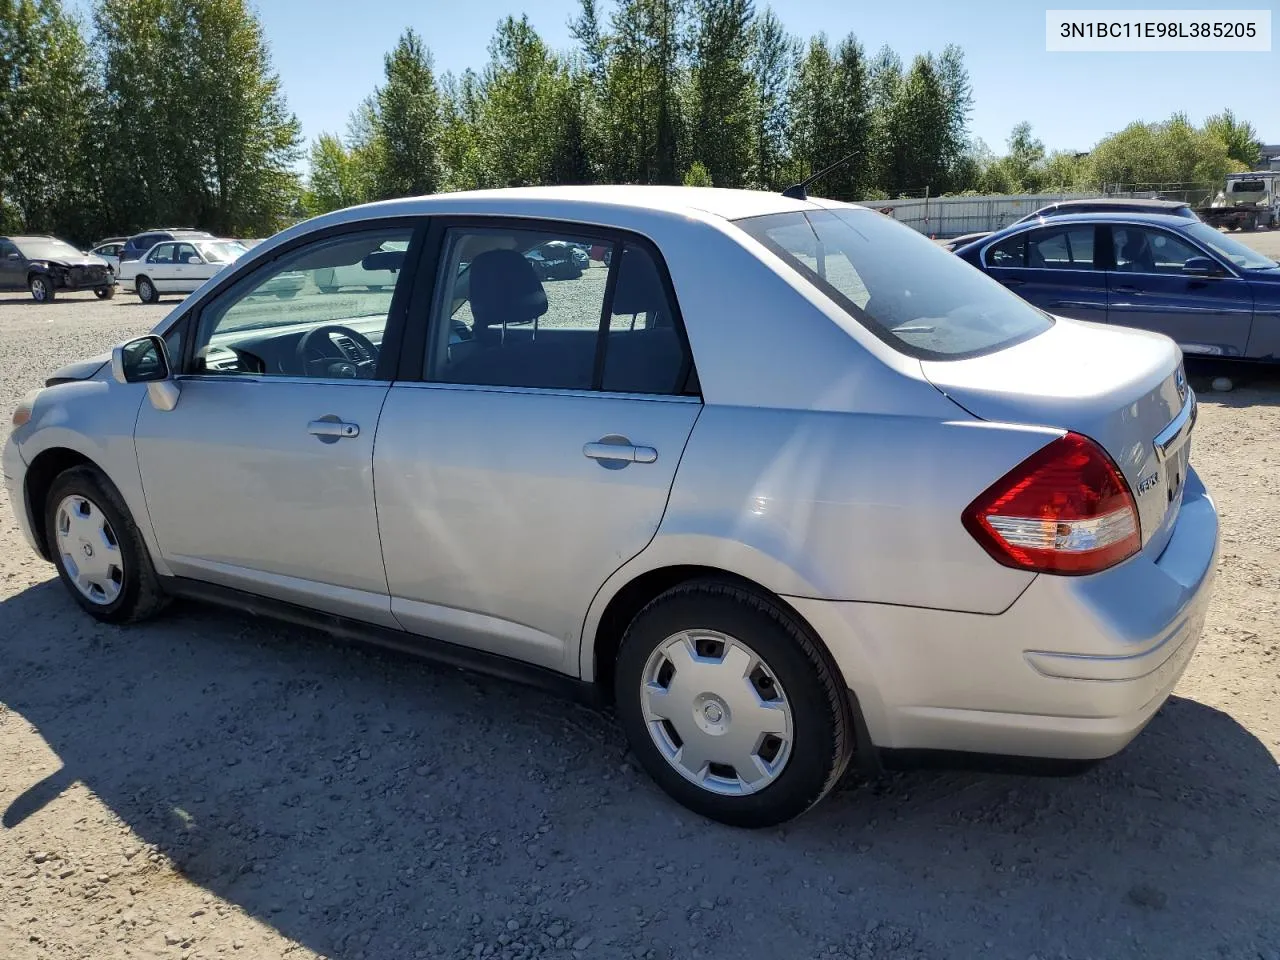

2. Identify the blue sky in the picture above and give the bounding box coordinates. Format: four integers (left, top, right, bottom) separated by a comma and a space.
77, 0, 1278, 154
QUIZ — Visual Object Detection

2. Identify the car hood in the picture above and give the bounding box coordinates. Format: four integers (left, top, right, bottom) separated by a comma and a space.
45, 354, 109, 386
32, 255, 111, 269
1245, 265, 1280, 281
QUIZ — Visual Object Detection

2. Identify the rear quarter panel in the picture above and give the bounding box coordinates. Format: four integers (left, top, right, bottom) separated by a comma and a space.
1246, 276, 1280, 360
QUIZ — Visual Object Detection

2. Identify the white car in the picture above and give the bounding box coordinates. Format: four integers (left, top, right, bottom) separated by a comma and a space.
118, 238, 248, 303
88, 240, 126, 276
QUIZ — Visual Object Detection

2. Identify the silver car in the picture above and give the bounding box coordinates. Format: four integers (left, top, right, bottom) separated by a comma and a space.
4, 186, 1219, 827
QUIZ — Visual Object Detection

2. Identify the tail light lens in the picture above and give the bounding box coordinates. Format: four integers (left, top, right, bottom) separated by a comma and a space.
962, 432, 1141, 575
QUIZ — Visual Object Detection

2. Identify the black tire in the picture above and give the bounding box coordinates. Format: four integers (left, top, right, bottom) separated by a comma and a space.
615, 580, 854, 828
136, 276, 159, 304
30, 274, 55, 303
44, 465, 168, 624
94, 285, 116, 300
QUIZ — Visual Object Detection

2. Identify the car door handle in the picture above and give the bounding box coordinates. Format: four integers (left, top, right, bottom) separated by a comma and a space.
1001, 278, 1025, 288
1113, 285, 1140, 295
307, 418, 360, 440
583, 439, 658, 464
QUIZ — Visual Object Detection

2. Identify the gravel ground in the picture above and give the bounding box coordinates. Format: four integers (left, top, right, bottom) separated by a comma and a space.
2, 233, 1279, 960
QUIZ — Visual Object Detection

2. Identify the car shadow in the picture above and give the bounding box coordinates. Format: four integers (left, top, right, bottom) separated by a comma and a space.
1186, 359, 1280, 408
3, 579, 1279, 958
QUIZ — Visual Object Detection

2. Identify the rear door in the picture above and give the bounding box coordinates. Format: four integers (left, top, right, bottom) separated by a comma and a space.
374, 220, 700, 674
981, 225, 1107, 324
1105, 224, 1254, 357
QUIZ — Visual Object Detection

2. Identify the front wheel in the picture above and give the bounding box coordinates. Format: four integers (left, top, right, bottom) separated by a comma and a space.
615, 580, 854, 827
136, 276, 159, 304
95, 285, 116, 300
30, 275, 55, 303
44, 465, 168, 623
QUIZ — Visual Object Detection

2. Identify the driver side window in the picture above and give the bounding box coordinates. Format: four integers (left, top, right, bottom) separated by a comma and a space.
189, 226, 414, 380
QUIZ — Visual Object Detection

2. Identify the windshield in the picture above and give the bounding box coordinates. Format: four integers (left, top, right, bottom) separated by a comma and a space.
737, 209, 1053, 359
1183, 222, 1277, 270
16, 238, 83, 260
198, 241, 247, 264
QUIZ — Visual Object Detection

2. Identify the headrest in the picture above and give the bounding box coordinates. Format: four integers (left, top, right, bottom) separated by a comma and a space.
469, 249, 547, 330
610, 246, 664, 316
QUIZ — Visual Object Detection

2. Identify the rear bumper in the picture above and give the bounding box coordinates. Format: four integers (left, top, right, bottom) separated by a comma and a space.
788, 466, 1219, 761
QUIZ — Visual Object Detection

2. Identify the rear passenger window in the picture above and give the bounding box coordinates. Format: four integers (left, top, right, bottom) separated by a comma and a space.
602, 244, 689, 395
427, 226, 693, 396
1027, 226, 1095, 270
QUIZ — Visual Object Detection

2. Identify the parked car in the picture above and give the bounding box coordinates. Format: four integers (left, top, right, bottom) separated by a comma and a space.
0, 235, 115, 302
5, 186, 1218, 827
939, 198, 1200, 252
117, 237, 248, 303
524, 240, 585, 280
120, 228, 215, 264
89, 238, 128, 275
954, 211, 1280, 360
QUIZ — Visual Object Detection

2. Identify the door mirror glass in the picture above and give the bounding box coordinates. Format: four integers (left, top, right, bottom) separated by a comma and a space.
1182, 257, 1220, 277
112, 335, 172, 384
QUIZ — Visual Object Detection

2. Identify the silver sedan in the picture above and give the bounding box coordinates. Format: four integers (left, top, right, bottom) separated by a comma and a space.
4, 186, 1219, 827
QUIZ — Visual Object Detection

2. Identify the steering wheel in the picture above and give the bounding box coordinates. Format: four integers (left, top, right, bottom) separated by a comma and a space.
296, 324, 380, 379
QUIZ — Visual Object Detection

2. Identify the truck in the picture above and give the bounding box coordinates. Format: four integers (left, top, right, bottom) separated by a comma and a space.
1196, 172, 1279, 231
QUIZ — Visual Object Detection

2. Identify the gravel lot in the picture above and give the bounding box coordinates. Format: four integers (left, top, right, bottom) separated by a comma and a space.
2, 233, 1279, 960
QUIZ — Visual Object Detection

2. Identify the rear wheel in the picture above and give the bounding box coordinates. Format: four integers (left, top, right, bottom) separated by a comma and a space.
615, 580, 854, 827
44, 466, 168, 623
30, 275, 54, 303
136, 276, 159, 304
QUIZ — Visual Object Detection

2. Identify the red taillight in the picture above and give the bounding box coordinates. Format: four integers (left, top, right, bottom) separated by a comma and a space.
962, 432, 1141, 575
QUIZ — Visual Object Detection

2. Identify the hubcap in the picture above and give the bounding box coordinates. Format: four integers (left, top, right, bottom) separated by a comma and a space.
139, 281, 151, 299
641, 630, 793, 796
55, 495, 124, 605
33, 278, 46, 300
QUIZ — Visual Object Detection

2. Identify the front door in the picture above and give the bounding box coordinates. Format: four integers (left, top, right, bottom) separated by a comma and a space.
134, 222, 422, 625
1106, 224, 1254, 357
982, 224, 1107, 323
374, 222, 701, 673
171, 242, 211, 292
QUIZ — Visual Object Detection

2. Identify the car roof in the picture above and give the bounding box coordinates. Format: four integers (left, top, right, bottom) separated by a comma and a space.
5, 235, 60, 242
1041, 197, 1190, 211
960, 211, 1200, 253
334, 185, 838, 223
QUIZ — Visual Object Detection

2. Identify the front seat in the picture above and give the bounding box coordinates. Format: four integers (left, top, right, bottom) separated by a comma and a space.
1119, 238, 1154, 273
469, 249, 547, 345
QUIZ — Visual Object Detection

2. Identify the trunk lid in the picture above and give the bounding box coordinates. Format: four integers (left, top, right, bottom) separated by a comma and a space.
921, 317, 1193, 554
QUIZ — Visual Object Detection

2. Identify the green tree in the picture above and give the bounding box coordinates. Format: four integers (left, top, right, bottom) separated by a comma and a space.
369, 28, 442, 199
437, 69, 488, 190
683, 160, 713, 185
688, 0, 755, 187
478, 16, 562, 187
305, 133, 366, 215
747, 7, 793, 189
93, 0, 300, 236
1202, 109, 1260, 168
878, 54, 950, 196
0, 0, 95, 238
786, 36, 841, 191
1087, 113, 1241, 188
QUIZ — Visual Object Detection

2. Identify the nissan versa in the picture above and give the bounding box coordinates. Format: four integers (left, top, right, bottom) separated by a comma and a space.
3, 186, 1218, 827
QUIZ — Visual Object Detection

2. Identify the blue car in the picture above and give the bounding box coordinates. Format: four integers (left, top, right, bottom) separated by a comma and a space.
955, 212, 1280, 361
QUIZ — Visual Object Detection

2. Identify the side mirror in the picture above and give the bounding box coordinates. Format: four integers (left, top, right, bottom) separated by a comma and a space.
187, 255, 204, 265
111, 335, 180, 411
1183, 257, 1222, 277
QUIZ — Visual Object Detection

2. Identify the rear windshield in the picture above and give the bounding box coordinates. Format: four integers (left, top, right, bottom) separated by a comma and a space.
737, 209, 1053, 360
